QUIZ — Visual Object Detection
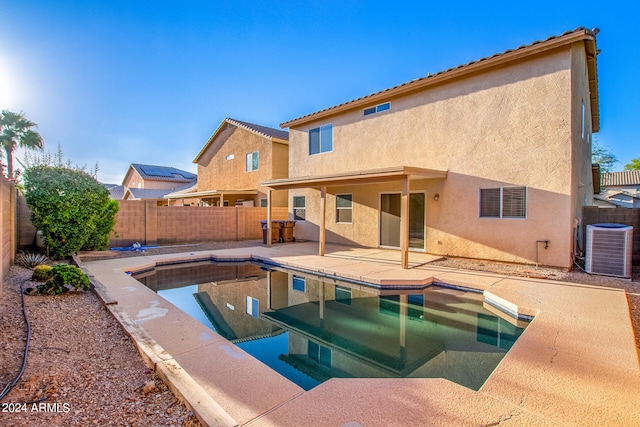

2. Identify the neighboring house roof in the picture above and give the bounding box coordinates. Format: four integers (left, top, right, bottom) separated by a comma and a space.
125, 188, 174, 200
600, 170, 640, 187
229, 118, 289, 141
125, 181, 198, 201
193, 118, 289, 163
281, 27, 599, 131
595, 191, 640, 208
126, 163, 197, 184
103, 183, 125, 199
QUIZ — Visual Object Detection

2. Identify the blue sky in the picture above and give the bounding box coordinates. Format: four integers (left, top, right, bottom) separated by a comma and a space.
0, 1, 637, 184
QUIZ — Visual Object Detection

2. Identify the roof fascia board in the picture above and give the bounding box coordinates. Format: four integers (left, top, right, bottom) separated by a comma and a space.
262, 166, 448, 190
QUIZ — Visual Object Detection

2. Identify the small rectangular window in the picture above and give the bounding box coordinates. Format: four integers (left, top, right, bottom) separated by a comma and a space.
259, 198, 267, 207
336, 194, 352, 223
245, 296, 259, 318
308, 341, 332, 367
479, 187, 526, 219
293, 196, 306, 221
292, 275, 306, 292
246, 151, 258, 172
335, 285, 352, 306
225, 154, 234, 160
364, 102, 391, 116
309, 124, 332, 155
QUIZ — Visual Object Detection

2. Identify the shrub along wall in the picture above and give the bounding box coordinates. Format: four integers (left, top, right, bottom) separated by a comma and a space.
110, 200, 289, 247
0, 176, 17, 298
582, 206, 640, 266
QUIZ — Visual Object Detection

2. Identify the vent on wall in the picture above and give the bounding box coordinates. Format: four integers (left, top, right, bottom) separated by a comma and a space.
585, 223, 633, 278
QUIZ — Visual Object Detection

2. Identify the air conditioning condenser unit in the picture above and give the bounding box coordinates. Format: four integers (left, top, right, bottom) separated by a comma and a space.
585, 223, 633, 279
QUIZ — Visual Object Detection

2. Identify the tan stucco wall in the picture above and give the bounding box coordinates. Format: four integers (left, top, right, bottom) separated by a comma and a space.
287, 45, 593, 268
570, 43, 596, 259
197, 125, 288, 207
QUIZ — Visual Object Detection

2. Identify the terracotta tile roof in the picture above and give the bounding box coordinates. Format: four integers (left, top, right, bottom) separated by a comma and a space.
600, 171, 640, 187
281, 27, 599, 129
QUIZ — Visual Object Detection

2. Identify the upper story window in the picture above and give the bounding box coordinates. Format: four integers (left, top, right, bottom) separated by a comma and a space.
245, 296, 259, 318
225, 154, 234, 161
246, 151, 258, 172
309, 124, 332, 155
479, 187, 527, 219
364, 102, 390, 116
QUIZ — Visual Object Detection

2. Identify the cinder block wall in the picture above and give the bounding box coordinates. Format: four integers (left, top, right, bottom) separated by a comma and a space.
582, 206, 640, 265
110, 200, 288, 247
1, 177, 17, 297
17, 196, 37, 250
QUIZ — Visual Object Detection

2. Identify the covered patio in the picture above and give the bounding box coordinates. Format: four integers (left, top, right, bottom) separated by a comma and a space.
165, 189, 258, 207
262, 166, 448, 269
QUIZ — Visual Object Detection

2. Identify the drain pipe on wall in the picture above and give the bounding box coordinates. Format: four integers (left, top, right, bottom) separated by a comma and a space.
536, 240, 550, 268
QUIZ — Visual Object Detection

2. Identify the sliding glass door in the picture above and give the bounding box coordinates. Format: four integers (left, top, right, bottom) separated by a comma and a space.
379, 193, 425, 250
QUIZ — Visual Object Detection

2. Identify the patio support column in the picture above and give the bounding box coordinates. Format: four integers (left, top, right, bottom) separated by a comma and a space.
400, 176, 410, 269
266, 189, 272, 247
399, 294, 407, 362
319, 186, 326, 256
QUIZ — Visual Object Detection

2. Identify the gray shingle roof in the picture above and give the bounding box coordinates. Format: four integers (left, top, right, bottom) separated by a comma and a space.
104, 184, 125, 200
127, 188, 173, 199
227, 118, 289, 141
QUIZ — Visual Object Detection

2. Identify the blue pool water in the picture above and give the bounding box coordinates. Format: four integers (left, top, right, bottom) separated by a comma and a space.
133, 260, 529, 391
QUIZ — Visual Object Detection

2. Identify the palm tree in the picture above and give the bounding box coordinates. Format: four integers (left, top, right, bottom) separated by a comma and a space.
0, 110, 44, 179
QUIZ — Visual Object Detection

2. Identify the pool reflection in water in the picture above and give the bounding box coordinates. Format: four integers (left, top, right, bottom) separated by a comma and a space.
133, 261, 529, 391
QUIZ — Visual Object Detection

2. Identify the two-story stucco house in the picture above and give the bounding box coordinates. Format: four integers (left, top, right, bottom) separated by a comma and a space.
168, 118, 289, 207
264, 28, 600, 269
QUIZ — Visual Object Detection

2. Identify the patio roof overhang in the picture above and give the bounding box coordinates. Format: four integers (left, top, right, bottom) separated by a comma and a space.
165, 189, 258, 200
262, 166, 448, 190
262, 166, 448, 269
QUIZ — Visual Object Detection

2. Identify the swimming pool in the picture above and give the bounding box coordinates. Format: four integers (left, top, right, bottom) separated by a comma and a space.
132, 260, 529, 391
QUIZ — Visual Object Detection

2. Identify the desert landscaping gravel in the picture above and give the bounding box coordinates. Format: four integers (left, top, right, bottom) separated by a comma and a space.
1, 240, 638, 427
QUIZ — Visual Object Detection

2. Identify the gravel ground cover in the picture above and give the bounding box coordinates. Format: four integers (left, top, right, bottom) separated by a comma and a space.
1, 240, 638, 427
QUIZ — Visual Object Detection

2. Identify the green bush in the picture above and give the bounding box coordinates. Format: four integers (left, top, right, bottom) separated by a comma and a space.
23, 166, 119, 259
36, 264, 90, 295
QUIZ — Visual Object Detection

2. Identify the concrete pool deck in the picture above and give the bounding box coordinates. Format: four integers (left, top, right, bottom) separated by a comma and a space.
81, 242, 640, 426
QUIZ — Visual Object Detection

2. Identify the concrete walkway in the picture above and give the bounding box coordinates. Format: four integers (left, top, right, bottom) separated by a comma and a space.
81, 242, 640, 426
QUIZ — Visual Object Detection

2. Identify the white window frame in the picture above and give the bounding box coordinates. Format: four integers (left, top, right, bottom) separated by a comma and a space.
293, 196, 306, 221
479, 187, 527, 219
246, 151, 258, 172
364, 102, 391, 116
309, 124, 333, 155
245, 296, 259, 318
336, 194, 353, 224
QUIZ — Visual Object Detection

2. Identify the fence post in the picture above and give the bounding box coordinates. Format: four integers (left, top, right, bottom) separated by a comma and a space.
145, 200, 158, 246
